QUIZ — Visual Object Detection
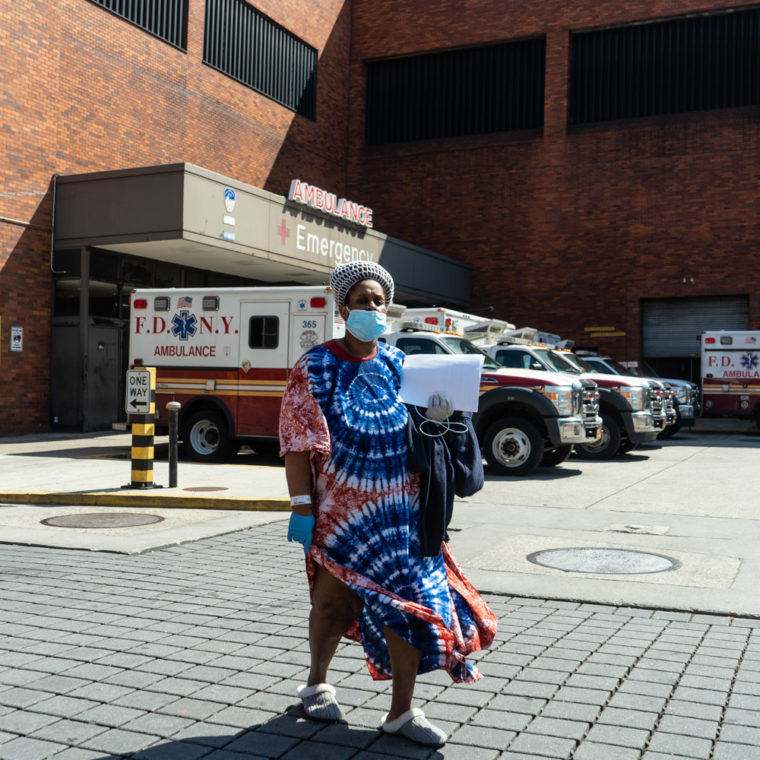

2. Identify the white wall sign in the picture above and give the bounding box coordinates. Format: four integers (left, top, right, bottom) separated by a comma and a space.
10, 326, 22, 352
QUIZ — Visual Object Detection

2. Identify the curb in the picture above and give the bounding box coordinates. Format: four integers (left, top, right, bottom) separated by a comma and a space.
0, 492, 290, 511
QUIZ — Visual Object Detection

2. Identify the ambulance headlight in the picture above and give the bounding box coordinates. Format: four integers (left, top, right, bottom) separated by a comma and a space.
619, 386, 646, 411
541, 385, 575, 416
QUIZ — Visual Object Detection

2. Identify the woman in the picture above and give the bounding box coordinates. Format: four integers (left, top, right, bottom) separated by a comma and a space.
279, 260, 497, 747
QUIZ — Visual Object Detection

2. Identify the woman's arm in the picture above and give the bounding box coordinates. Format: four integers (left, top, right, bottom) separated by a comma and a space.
284, 451, 313, 515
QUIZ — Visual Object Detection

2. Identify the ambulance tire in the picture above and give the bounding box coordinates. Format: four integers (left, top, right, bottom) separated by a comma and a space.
657, 420, 680, 439
483, 417, 544, 476
575, 412, 621, 460
182, 409, 235, 462
540, 445, 573, 467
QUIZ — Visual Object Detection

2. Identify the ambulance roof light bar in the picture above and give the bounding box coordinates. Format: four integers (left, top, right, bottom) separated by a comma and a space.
398, 320, 440, 333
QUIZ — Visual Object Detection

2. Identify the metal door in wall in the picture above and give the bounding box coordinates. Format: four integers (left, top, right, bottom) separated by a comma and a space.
642, 295, 749, 380
85, 323, 123, 431
51, 320, 124, 431
51, 323, 81, 429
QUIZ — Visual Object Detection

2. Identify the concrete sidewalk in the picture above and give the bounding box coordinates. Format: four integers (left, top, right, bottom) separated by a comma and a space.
0, 416, 754, 511
0, 433, 291, 554
0, 432, 290, 509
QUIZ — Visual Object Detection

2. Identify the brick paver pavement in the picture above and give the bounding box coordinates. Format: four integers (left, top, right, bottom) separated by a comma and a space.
1, 522, 759, 759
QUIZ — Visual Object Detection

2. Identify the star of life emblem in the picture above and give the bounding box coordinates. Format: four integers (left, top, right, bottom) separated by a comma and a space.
171, 310, 198, 341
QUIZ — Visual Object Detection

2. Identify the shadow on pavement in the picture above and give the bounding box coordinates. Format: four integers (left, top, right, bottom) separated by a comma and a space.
9, 445, 132, 460
484, 466, 583, 482
8, 443, 286, 467
652, 432, 760, 448
85, 709, 443, 759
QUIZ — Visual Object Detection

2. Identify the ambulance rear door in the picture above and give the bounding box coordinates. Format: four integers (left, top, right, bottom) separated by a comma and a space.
237, 299, 290, 437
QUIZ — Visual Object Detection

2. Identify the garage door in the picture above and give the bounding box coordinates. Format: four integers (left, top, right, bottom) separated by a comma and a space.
642, 295, 749, 357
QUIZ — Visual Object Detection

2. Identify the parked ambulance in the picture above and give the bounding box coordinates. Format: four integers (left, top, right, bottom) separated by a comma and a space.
381, 319, 602, 476
485, 342, 663, 458
701, 330, 760, 427
128, 286, 343, 460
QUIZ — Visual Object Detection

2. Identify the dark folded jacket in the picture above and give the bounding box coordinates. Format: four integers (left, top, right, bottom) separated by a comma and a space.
405, 406, 484, 556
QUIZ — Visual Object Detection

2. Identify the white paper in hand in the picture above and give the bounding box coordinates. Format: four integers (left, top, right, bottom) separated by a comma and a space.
399, 353, 484, 412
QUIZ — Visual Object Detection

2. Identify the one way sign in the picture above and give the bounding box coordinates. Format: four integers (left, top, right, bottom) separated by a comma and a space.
125, 368, 155, 415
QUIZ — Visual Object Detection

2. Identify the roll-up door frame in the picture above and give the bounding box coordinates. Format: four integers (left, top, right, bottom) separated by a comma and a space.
642, 295, 749, 358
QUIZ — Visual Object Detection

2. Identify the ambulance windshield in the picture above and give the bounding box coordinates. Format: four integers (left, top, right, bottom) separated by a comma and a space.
441, 337, 502, 370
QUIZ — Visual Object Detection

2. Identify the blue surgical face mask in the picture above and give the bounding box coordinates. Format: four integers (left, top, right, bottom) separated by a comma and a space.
345, 309, 387, 342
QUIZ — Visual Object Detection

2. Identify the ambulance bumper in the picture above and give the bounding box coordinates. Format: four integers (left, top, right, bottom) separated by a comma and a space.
557, 417, 588, 444
676, 403, 694, 421
623, 411, 659, 443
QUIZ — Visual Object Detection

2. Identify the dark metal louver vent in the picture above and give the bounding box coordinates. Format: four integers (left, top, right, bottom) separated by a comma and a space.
571, 8, 760, 125
87, 0, 187, 49
366, 38, 545, 145
203, 0, 317, 119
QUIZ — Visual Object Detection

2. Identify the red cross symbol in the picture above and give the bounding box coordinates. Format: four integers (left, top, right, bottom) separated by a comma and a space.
276, 219, 290, 245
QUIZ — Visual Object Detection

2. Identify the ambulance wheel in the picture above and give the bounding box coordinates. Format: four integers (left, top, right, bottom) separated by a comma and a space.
657, 420, 680, 439
575, 412, 621, 460
183, 409, 235, 462
483, 417, 544, 476
540, 445, 573, 467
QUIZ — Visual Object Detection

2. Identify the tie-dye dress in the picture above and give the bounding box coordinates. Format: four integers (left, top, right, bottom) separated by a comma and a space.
279, 339, 497, 682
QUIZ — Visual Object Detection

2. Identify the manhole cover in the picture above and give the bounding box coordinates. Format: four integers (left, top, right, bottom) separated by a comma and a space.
183, 486, 229, 492
527, 547, 680, 575
41, 513, 164, 529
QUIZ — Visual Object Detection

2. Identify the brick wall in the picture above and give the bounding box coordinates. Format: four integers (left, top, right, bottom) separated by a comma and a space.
0, 0, 350, 434
4, 0, 760, 433
347, 0, 760, 360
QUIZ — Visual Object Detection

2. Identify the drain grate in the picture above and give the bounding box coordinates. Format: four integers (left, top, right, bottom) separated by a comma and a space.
183, 486, 229, 492
527, 547, 680, 575
41, 513, 164, 529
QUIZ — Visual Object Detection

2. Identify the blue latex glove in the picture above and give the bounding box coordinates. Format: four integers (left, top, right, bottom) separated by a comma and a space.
287, 513, 315, 553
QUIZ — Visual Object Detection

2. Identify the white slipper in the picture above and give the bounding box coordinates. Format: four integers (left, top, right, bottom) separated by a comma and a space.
296, 683, 343, 721
381, 707, 447, 747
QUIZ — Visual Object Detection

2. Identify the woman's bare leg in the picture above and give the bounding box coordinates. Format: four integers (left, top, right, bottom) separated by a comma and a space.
384, 625, 422, 721
307, 564, 364, 686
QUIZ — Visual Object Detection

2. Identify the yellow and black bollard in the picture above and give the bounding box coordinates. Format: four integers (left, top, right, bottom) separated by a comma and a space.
124, 366, 161, 489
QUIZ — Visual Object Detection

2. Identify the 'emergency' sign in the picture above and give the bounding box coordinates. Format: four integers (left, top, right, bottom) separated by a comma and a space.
125, 368, 155, 414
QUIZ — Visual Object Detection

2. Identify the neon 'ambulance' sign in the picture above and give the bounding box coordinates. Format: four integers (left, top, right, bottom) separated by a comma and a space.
288, 179, 373, 229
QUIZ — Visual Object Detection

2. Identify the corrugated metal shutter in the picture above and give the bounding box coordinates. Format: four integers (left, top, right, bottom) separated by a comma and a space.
642, 296, 749, 357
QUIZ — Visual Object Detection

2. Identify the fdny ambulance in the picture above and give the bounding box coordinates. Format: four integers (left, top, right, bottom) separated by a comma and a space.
128, 286, 343, 460
701, 330, 760, 426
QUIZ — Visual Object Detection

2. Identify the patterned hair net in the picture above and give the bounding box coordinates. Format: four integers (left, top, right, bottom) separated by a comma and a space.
329, 261, 394, 309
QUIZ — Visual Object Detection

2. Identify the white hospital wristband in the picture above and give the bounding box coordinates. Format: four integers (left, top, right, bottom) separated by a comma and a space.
290, 495, 312, 506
